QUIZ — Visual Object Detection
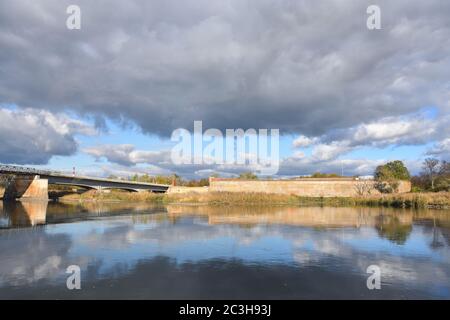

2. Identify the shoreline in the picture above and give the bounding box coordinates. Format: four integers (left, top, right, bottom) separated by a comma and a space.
2, 187, 449, 209
53, 190, 450, 210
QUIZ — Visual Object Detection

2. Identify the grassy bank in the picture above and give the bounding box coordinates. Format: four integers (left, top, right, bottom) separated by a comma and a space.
58, 189, 450, 209
165, 191, 450, 209
59, 189, 166, 203
352, 192, 450, 209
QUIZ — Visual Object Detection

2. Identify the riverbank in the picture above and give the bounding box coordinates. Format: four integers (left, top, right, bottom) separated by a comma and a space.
57, 189, 450, 209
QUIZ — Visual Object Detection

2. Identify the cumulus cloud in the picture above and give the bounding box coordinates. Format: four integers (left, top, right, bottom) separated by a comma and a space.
0, 107, 96, 164
293, 112, 450, 161
1, 0, 449, 138
427, 138, 450, 159
82, 142, 391, 178
278, 157, 386, 177
83, 143, 283, 178
292, 135, 318, 148
84, 144, 171, 167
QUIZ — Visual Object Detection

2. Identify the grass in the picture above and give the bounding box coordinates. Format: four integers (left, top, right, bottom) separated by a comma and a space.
349, 192, 450, 209
165, 191, 450, 209
59, 189, 166, 203
57, 189, 450, 209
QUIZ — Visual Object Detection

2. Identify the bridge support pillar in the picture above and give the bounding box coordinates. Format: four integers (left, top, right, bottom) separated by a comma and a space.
3, 175, 48, 201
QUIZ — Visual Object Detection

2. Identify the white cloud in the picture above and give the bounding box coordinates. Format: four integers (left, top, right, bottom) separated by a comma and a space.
0, 107, 96, 164
278, 157, 386, 177
84, 144, 171, 167
293, 112, 450, 161
427, 138, 450, 159
311, 142, 352, 162
292, 135, 317, 148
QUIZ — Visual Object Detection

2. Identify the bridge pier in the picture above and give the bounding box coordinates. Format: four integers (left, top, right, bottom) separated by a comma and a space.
3, 175, 48, 201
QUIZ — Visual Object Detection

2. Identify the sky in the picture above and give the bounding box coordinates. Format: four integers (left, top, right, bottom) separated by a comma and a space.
0, 0, 449, 179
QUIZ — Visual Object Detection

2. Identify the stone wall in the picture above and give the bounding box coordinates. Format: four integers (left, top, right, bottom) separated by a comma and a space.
167, 186, 210, 194
209, 178, 411, 197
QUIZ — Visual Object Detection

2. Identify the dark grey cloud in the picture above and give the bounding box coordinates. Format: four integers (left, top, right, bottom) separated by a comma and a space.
1, 0, 449, 138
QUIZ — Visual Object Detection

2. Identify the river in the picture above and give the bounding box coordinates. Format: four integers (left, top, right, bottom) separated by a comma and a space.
0, 201, 449, 299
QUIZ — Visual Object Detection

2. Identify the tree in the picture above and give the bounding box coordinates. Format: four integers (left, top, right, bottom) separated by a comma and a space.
435, 160, 450, 191
374, 160, 410, 193
375, 160, 410, 180
238, 172, 258, 180
422, 158, 439, 190
439, 160, 450, 176
354, 179, 374, 196
311, 172, 341, 178
410, 174, 428, 192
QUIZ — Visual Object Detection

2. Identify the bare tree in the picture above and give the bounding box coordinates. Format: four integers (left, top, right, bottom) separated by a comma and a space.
439, 160, 450, 176
354, 179, 374, 196
422, 158, 440, 190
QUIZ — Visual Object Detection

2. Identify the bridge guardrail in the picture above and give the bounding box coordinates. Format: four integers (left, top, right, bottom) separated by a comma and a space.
0, 164, 170, 188
0, 164, 54, 176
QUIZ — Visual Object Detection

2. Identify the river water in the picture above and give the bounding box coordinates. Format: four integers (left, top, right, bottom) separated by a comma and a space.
0, 201, 449, 299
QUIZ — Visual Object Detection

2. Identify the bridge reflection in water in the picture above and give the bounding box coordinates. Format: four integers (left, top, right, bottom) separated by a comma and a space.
0, 201, 47, 228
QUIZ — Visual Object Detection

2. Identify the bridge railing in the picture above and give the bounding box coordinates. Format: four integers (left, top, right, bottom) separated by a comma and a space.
0, 164, 54, 176
0, 164, 170, 188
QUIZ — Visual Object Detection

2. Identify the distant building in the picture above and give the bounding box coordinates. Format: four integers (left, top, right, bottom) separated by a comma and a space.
357, 175, 374, 180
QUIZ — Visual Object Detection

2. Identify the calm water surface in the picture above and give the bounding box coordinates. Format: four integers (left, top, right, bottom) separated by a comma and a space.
0, 201, 449, 299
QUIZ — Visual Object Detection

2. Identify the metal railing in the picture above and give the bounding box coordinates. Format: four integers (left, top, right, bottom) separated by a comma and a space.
0, 164, 170, 187
0, 164, 54, 176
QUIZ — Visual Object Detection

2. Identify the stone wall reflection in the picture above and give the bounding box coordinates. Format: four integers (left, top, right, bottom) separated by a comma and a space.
166, 205, 450, 245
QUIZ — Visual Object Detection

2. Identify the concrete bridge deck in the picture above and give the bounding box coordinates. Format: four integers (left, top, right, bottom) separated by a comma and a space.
1, 164, 170, 200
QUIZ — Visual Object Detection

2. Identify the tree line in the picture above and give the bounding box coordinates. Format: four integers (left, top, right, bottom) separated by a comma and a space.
374, 158, 449, 193
108, 173, 210, 187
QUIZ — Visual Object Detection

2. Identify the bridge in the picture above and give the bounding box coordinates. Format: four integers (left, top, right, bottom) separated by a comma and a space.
0, 164, 170, 201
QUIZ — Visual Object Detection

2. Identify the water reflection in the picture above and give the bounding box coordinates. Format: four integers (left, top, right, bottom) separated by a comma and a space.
0, 201, 47, 228
0, 201, 449, 299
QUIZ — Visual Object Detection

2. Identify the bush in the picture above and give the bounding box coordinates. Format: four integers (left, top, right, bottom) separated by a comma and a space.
374, 180, 399, 193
